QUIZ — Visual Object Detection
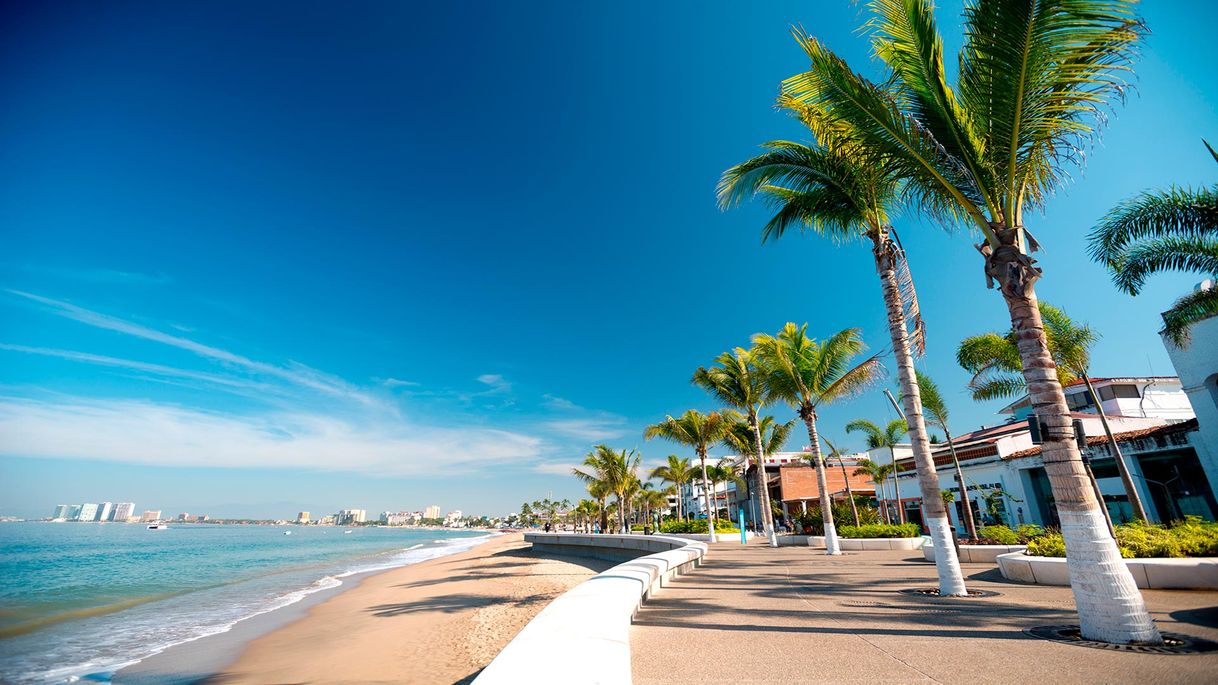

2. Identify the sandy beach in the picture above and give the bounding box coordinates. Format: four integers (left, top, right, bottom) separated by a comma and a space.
134, 533, 608, 685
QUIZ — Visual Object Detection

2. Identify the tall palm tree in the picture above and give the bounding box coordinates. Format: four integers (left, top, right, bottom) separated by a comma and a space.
912, 371, 977, 540
846, 419, 908, 525
753, 324, 886, 558
644, 410, 735, 542
852, 458, 896, 524
572, 445, 639, 535
1090, 141, 1218, 347
822, 436, 860, 527
957, 303, 1148, 522
693, 349, 780, 546
780, 0, 1158, 642
706, 458, 747, 522
720, 122, 964, 587
723, 414, 794, 532
649, 455, 694, 521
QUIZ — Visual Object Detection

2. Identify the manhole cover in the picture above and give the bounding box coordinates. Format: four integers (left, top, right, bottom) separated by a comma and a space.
899, 588, 1000, 598
1024, 625, 1218, 654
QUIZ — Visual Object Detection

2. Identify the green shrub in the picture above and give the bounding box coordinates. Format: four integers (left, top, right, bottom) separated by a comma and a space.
795, 500, 881, 535
1025, 518, 1218, 558
659, 519, 739, 534
1015, 524, 1045, 541
838, 523, 921, 539
976, 525, 1020, 545
1025, 532, 1066, 557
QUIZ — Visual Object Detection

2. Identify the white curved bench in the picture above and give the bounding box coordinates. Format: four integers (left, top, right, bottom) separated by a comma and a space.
473, 533, 706, 685
996, 551, 1218, 589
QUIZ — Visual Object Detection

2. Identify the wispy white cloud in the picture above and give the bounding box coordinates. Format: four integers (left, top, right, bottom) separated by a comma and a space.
6, 290, 378, 407
379, 377, 421, 389
542, 394, 579, 411
0, 396, 543, 477
533, 461, 578, 475
0, 343, 272, 393
543, 416, 630, 442
476, 374, 512, 394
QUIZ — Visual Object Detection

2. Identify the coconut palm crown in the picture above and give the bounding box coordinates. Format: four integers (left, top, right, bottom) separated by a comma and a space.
1089, 141, 1218, 347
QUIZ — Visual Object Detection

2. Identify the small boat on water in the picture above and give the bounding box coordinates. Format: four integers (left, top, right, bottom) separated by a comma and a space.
147, 523, 169, 530
284, 530, 292, 535
343, 529, 353, 534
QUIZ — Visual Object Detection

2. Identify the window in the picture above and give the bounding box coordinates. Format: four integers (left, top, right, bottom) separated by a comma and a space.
1098, 384, 1140, 401
1065, 392, 1094, 410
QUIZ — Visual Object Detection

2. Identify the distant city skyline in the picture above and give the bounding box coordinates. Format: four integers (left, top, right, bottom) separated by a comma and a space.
3, 1, 1216, 518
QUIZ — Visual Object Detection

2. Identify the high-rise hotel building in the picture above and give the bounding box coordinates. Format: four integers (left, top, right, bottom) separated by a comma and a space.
113, 502, 136, 522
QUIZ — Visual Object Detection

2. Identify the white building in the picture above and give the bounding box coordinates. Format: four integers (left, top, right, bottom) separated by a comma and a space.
97, 502, 114, 522
141, 510, 162, 522
51, 504, 69, 520
444, 510, 464, 527
113, 502, 135, 522
1161, 294, 1218, 501
866, 377, 1213, 529
334, 509, 366, 525
424, 505, 441, 520
77, 503, 99, 522
65, 504, 82, 521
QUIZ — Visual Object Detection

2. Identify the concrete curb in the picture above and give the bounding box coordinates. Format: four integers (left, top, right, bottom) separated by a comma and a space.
923, 542, 1026, 563
472, 533, 706, 685
996, 551, 1218, 589
808, 535, 926, 551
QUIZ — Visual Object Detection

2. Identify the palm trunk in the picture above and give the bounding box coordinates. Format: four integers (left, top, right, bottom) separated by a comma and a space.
875, 232, 967, 595
944, 428, 977, 540
750, 410, 778, 547
1083, 377, 1149, 522
987, 230, 1159, 643
801, 409, 840, 554
838, 458, 861, 526
888, 452, 906, 524
697, 448, 717, 543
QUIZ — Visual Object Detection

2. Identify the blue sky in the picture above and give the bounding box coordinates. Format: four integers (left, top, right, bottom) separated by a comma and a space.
2, 1, 1216, 519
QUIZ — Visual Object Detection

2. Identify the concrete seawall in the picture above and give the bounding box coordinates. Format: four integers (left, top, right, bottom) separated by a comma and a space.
473, 533, 706, 685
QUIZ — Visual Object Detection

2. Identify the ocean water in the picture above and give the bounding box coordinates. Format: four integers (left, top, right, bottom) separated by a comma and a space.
0, 521, 493, 684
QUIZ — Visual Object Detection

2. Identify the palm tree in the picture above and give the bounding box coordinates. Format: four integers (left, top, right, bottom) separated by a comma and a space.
912, 371, 977, 540
957, 303, 1148, 522
693, 349, 780, 546
852, 458, 895, 524
779, 0, 1158, 642
822, 436, 860, 527
644, 410, 735, 542
723, 414, 794, 532
639, 483, 671, 532
649, 455, 694, 521
753, 324, 885, 557
572, 445, 639, 535
706, 457, 748, 522
1090, 142, 1218, 347
720, 119, 964, 586
846, 419, 908, 525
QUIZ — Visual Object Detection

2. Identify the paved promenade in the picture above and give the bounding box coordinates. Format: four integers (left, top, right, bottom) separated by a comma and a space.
631, 540, 1218, 684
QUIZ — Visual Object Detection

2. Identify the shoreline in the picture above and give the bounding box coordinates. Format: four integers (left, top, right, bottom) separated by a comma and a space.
107, 531, 502, 685
115, 532, 609, 685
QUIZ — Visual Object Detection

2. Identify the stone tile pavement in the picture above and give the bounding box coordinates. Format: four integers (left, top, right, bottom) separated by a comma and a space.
631, 540, 1218, 684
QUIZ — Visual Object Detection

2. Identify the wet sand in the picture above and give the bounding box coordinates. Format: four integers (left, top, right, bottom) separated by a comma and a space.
117, 533, 609, 685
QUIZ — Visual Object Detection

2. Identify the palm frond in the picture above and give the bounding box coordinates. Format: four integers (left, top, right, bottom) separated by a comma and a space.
1161, 286, 1218, 348
1088, 184, 1218, 288
958, 0, 1143, 214
865, 0, 997, 217
1111, 235, 1218, 296
912, 370, 948, 430
783, 28, 990, 233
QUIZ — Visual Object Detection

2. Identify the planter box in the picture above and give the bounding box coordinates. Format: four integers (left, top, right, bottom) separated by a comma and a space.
996, 552, 1218, 589
923, 542, 1026, 564
808, 535, 925, 551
